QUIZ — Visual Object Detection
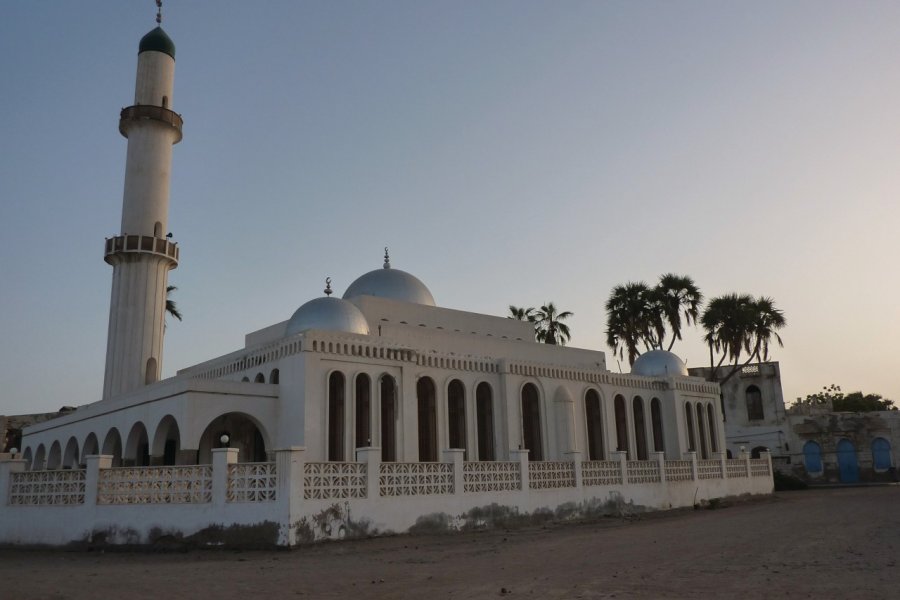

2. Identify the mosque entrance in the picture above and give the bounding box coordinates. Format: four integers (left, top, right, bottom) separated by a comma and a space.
836, 439, 859, 483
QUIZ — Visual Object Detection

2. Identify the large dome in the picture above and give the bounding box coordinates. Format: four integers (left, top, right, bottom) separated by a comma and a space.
286, 296, 370, 337
343, 251, 435, 306
631, 350, 689, 378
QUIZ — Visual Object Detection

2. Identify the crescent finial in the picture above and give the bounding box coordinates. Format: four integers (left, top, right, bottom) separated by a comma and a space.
324, 277, 333, 296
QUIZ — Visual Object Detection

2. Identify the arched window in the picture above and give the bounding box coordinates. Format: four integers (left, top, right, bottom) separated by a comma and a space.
197, 412, 269, 464
614, 395, 628, 457
33, 444, 46, 471
650, 398, 664, 454
269, 368, 280, 384
101, 429, 123, 467
476, 382, 495, 461
254, 372, 264, 383
154, 221, 163, 237
152, 415, 181, 466
802, 441, 823, 474
521, 383, 544, 461
751, 446, 767, 459
585, 389, 604, 460
872, 437, 892, 471
241, 376, 250, 382
355, 374, 371, 448
726, 449, 733, 459
328, 372, 346, 461
696, 404, 708, 459
62, 437, 80, 469
417, 377, 438, 462
633, 397, 648, 460
125, 422, 150, 467
380, 375, 397, 462
746, 385, 764, 421
46, 441, 62, 470
684, 403, 696, 452
145, 357, 158, 385
447, 380, 466, 455
706, 403, 718, 453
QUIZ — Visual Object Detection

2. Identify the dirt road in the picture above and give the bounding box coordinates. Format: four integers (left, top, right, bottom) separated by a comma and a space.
3, 486, 898, 599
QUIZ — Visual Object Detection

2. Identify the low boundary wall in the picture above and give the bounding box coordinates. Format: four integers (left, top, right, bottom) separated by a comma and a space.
0, 448, 773, 547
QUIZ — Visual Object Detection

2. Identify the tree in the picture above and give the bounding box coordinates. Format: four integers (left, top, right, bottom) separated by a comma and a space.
656, 274, 703, 351
533, 303, 573, 345
701, 294, 785, 385
507, 305, 535, 322
605, 282, 657, 365
166, 285, 182, 322
793, 385, 896, 412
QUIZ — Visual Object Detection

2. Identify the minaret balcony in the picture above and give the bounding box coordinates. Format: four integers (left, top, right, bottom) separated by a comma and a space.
119, 105, 183, 143
104, 234, 179, 266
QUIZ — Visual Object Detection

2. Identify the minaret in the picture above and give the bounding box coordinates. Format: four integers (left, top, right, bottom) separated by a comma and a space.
102, 7, 182, 400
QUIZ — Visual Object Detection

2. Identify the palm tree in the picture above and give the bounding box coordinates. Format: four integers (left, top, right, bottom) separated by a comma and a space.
655, 274, 703, 351
166, 285, 182, 322
533, 303, 573, 345
605, 282, 658, 364
702, 293, 785, 385
507, 305, 535, 322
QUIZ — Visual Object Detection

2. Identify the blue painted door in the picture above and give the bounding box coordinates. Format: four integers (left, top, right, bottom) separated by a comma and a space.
803, 441, 823, 475
872, 438, 892, 471
837, 439, 859, 483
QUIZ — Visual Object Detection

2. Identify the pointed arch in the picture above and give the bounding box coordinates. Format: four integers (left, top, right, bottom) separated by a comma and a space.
81, 433, 100, 464
102, 428, 123, 467
33, 444, 46, 471
47, 441, 62, 470
62, 436, 80, 469
125, 422, 150, 467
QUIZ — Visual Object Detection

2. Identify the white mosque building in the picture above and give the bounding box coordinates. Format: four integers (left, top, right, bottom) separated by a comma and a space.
0, 18, 772, 547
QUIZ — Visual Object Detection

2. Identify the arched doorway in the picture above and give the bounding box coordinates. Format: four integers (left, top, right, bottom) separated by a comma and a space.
836, 439, 859, 483
803, 440, 823, 475
198, 412, 268, 464
417, 377, 438, 462
585, 389, 604, 460
521, 383, 543, 461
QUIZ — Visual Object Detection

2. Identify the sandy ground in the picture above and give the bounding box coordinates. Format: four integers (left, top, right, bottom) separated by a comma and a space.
3, 486, 899, 599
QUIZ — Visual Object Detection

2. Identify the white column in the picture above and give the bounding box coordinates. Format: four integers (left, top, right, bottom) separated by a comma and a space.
275, 447, 306, 546
611, 450, 628, 484
0, 459, 26, 505
356, 447, 382, 500
442, 448, 465, 495
741, 449, 752, 478
683, 450, 698, 481
564, 450, 583, 490
212, 448, 239, 508
511, 448, 529, 491
84, 455, 113, 507
651, 451, 666, 483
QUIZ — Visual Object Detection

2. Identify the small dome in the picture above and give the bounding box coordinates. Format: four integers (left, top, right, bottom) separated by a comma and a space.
631, 350, 689, 378
286, 297, 370, 337
139, 27, 175, 59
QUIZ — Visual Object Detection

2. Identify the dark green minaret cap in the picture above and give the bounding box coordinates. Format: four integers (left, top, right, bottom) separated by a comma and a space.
139, 27, 175, 59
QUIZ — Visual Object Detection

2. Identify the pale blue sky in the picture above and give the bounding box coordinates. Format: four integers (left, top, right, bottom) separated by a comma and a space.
2, 1, 898, 415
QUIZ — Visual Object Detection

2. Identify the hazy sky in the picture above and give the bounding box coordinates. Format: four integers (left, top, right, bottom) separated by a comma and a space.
2, 1, 898, 415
